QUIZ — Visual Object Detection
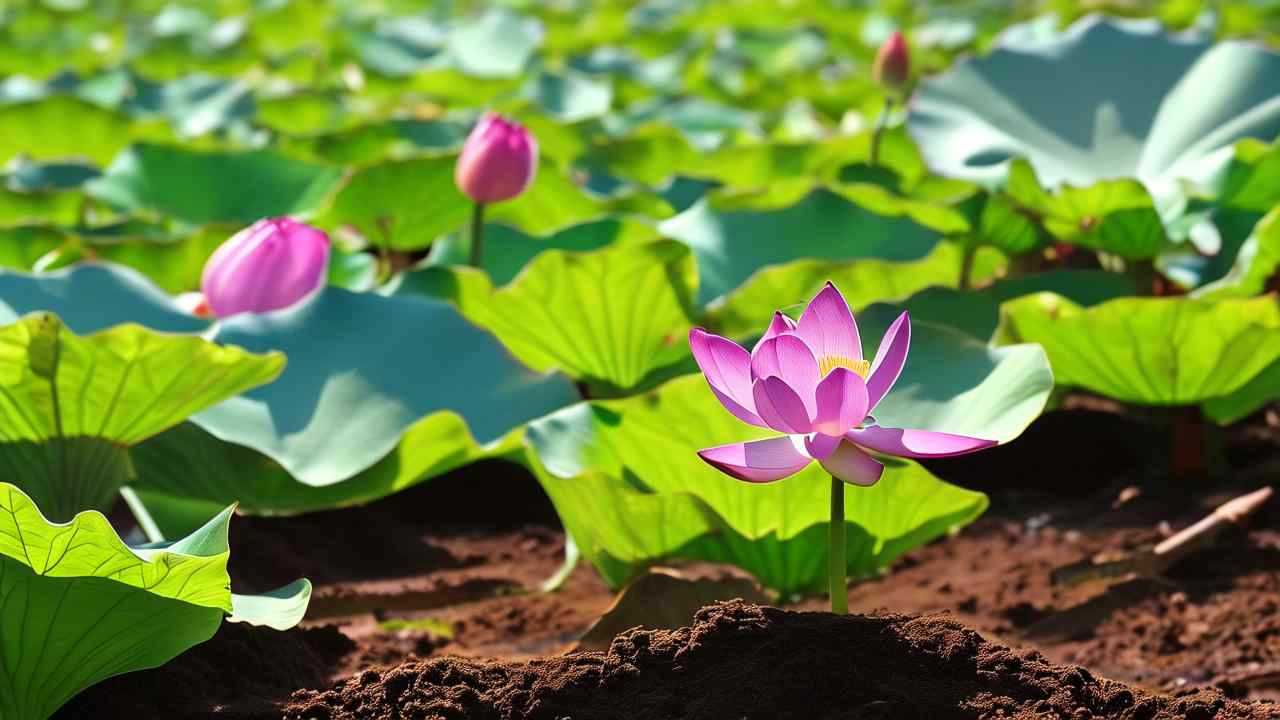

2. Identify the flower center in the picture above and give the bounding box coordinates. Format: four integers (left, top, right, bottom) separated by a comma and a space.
819, 355, 870, 378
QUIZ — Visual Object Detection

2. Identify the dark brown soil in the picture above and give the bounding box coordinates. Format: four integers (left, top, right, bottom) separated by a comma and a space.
282, 600, 1272, 720
55, 409, 1280, 719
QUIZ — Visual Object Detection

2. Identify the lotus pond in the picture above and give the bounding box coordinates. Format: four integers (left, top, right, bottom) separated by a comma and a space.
2, 1, 1280, 718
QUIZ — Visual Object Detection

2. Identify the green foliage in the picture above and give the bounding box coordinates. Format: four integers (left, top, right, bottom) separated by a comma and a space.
528, 311, 1052, 593
0, 482, 308, 719
998, 293, 1280, 418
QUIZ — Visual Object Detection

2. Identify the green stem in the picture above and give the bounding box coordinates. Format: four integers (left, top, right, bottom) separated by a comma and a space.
468, 202, 486, 268
869, 96, 894, 168
829, 476, 847, 615
959, 243, 977, 290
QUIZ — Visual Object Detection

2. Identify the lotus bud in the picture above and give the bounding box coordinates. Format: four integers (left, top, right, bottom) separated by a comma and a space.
454, 112, 538, 204
872, 31, 911, 91
200, 217, 330, 319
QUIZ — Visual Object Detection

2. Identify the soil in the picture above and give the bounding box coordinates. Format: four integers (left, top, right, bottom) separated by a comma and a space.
54, 408, 1280, 719
283, 600, 1269, 720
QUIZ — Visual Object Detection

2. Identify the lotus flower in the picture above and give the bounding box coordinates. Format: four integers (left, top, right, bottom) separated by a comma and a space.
455, 113, 538, 204
201, 217, 330, 319
872, 31, 910, 91
691, 282, 996, 487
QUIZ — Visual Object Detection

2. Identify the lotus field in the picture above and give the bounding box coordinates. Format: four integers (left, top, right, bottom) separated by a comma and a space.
2, 1, 1280, 718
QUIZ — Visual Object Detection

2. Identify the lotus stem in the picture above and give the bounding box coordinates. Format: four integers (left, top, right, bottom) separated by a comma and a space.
829, 475, 848, 615
468, 202, 487, 268
960, 243, 977, 290
870, 97, 893, 168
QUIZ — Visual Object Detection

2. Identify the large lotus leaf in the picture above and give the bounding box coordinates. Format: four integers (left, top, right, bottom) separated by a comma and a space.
397, 242, 694, 394
0, 313, 281, 446
193, 288, 578, 486
285, 118, 470, 165
87, 144, 343, 225
129, 413, 525, 536
997, 293, 1280, 413
659, 189, 942, 308
445, 8, 543, 78
0, 483, 308, 719
0, 312, 282, 519
422, 218, 658, 286
0, 264, 205, 334
0, 97, 170, 165
525, 374, 993, 594
909, 15, 1280, 205
318, 154, 668, 251
864, 269, 1140, 343
522, 70, 613, 122
706, 242, 1002, 340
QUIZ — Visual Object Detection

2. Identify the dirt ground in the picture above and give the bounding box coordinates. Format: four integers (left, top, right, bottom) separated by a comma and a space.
56, 406, 1280, 719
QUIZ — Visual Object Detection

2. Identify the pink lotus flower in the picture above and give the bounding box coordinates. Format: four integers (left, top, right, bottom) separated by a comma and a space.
872, 31, 910, 91
201, 217, 330, 319
691, 282, 996, 486
455, 113, 538, 204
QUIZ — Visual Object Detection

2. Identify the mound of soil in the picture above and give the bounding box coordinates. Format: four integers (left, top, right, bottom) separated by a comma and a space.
282, 601, 1272, 720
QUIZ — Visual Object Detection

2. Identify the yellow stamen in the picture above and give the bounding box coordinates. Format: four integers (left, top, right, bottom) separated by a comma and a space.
819, 355, 870, 378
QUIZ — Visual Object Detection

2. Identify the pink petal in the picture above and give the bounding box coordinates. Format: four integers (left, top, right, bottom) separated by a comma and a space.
867, 311, 911, 410
690, 329, 766, 428
812, 368, 870, 437
804, 432, 841, 460
755, 311, 797, 349
752, 377, 813, 434
698, 436, 812, 483
820, 440, 884, 486
796, 282, 862, 365
751, 335, 820, 414
847, 426, 997, 459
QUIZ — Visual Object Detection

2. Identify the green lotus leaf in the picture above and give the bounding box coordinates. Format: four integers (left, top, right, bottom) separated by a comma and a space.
1162, 206, 1269, 289
193, 288, 578, 486
319, 154, 670, 251
910, 15, 1280, 210
421, 218, 658, 286
1191, 138, 1280, 213
659, 188, 943, 308
0, 482, 308, 719
87, 144, 342, 225
0, 97, 170, 165
400, 241, 695, 394
521, 70, 613, 122
0, 226, 67, 271
526, 375, 992, 594
445, 8, 543, 78
1187, 208, 1279, 300
0, 264, 205, 334
130, 412, 525, 535
862, 269, 1140, 343
0, 311, 282, 519
280, 118, 469, 165
527, 313, 1051, 593
706, 242, 1006, 340
997, 293, 1280, 414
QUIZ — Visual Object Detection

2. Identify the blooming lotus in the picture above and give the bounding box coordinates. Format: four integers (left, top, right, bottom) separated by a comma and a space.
690, 282, 997, 614
692, 283, 997, 486
201, 217, 330, 319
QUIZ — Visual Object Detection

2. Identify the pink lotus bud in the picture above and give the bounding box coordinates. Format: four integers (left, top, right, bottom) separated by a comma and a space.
454, 113, 538, 204
200, 217, 330, 318
872, 31, 911, 91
